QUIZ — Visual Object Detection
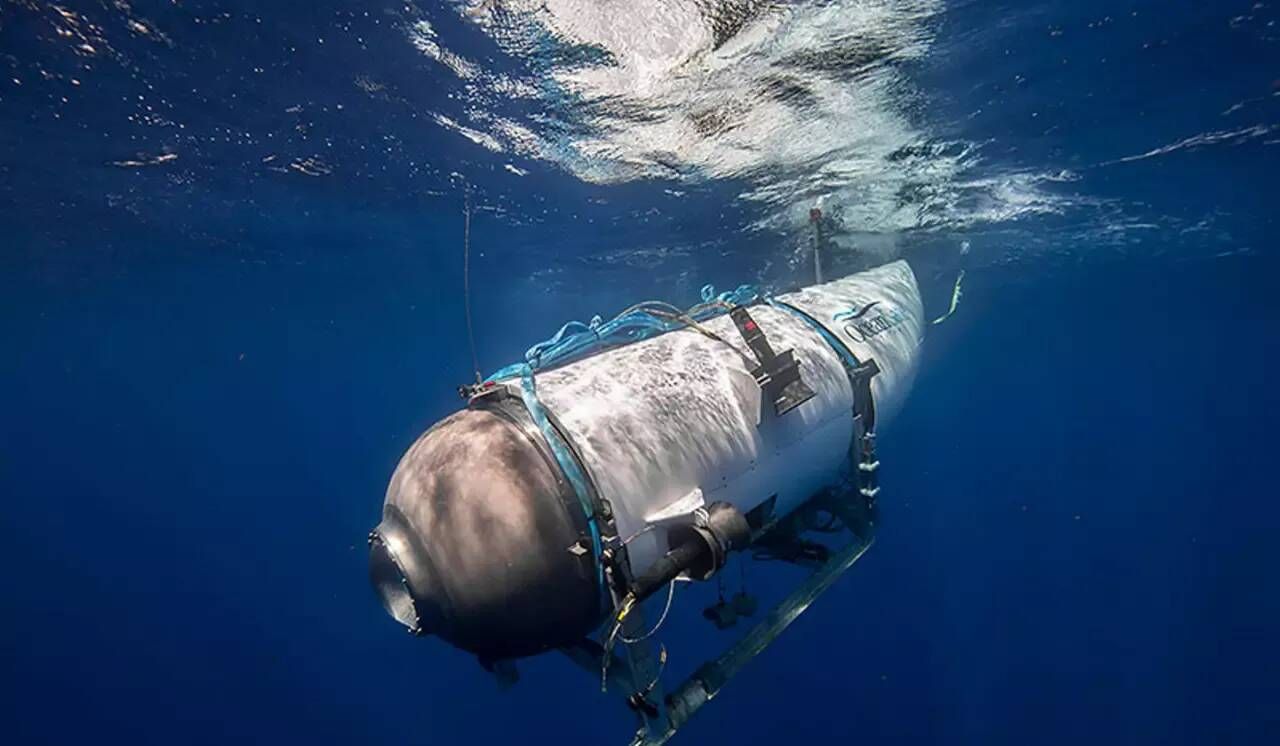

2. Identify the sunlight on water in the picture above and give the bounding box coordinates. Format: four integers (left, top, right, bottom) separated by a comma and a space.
412, 0, 1076, 259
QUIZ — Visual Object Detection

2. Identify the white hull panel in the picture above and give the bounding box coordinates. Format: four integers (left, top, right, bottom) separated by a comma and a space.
505, 261, 924, 572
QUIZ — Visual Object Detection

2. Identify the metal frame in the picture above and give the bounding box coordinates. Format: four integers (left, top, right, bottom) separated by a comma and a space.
626, 533, 875, 745
556, 303, 887, 744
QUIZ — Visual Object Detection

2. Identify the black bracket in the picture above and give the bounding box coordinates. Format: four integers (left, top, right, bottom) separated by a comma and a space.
848, 359, 880, 433
458, 379, 498, 401
847, 359, 881, 511
729, 306, 816, 417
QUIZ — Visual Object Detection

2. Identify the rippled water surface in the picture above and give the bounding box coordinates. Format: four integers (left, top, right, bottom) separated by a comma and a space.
6, 1, 1275, 280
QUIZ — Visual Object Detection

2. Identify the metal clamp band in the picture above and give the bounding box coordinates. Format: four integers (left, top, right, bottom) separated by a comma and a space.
468, 372, 614, 606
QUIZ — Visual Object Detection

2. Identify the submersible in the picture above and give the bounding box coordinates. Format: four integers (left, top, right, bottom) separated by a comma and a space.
369, 259, 924, 742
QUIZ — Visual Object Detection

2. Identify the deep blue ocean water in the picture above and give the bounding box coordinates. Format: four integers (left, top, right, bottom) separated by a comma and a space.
2, 1, 1277, 744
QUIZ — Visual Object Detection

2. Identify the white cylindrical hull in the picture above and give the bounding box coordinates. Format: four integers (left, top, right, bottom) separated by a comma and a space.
513, 260, 924, 572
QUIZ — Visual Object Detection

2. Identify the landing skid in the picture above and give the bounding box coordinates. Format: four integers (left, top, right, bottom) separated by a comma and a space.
564, 346, 883, 744
557, 524, 875, 746
625, 535, 874, 745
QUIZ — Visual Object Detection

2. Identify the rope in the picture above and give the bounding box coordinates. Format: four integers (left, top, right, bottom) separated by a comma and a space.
620, 581, 679, 644
600, 595, 635, 691
462, 189, 482, 384
485, 283, 761, 382
600, 582, 680, 692
635, 644, 668, 701
810, 206, 825, 285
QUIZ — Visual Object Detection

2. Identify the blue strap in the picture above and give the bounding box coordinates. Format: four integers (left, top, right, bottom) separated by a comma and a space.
486, 285, 761, 383
486, 284, 766, 596
515, 364, 606, 594
765, 298, 863, 371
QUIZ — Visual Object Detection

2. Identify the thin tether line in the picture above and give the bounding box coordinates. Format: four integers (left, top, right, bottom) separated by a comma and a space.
462, 189, 482, 384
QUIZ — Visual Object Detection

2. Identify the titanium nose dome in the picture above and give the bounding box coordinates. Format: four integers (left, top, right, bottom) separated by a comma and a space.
367, 533, 419, 633
368, 407, 602, 659
368, 507, 444, 636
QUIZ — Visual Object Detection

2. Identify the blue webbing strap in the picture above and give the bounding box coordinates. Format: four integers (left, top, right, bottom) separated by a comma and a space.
515, 364, 607, 594
485, 285, 766, 599
765, 298, 863, 371
486, 285, 760, 383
